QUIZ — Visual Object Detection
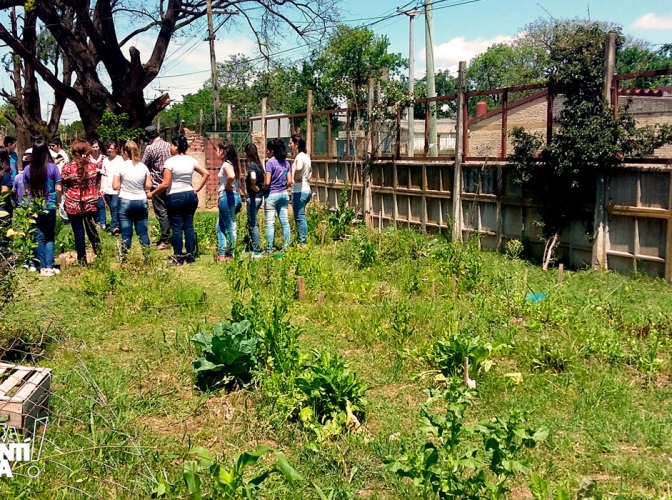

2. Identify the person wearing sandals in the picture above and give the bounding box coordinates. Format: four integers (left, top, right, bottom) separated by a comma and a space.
113, 141, 152, 258
289, 134, 312, 249
22, 139, 63, 276
148, 135, 209, 265
244, 143, 264, 258
216, 141, 242, 261
61, 140, 101, 266
263, 139, 291, 255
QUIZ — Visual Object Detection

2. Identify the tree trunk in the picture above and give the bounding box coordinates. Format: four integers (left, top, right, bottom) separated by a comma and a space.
542, 233, 559, 271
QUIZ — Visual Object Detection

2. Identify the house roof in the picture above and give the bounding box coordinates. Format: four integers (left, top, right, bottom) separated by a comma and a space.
618, 88, 663, 97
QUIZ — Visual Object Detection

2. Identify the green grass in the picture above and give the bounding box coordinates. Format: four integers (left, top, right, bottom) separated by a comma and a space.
2, 218, 672, 499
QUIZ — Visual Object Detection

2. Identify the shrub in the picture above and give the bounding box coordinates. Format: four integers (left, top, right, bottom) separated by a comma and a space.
191, 320, 261, 391
386, 379, 548, 499
431, 325, 500, 378
295, 350, 367, 425
182, 446, 303, 500
232, 293, 300, 375
328, 186, 358, 240
433, 237, 483, 290
505, 239, 524, 260
350, 229, 377, 269
379, 228, 430, 263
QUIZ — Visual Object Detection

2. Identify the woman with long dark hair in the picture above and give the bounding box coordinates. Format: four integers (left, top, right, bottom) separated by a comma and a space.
149, 135, 209, 265
243, 143, 264, 258
216, 141, 242, 260
263, 138, 291, 254
289, 134, 312, 248
89, 138, 108, 230
61, 139, 101, 265
22, 139, 62, 276
113, 141, 152, 255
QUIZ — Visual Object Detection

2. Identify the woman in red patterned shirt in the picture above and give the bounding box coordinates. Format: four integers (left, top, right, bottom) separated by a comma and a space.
61, 140, 101, 265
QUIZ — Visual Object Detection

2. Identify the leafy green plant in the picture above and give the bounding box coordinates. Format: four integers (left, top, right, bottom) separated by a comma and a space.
350, 229, 377, 268
529, 476, 571, 500
431, 325, 501, 377
386, 379, 548, 499
232, 293, 300, 375
433, 237, 483, 290
55, 222, 76, 254
328, 186, 358, 240
182, 446, 303, 500
293, 350, 367, 439
191, 320, 261, 391
626, 331, 666, 374
296, 350, 367, 421
97, 111, 145, 145
531, 342, 571, 373
504, 239, 524, 260
379, 228, 431, 263
4, 199, 41, 263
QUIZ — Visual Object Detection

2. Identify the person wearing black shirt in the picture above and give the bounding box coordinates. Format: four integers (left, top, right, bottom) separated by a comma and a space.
244, 143, 265, 257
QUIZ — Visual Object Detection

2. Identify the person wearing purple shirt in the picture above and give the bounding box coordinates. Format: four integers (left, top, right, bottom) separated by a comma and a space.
22, 139, 62, 277
263, 139, 291, 254
13, 170, 25, 206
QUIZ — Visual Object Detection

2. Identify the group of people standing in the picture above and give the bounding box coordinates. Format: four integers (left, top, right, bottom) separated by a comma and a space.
215, 134, 312, 260
0, 126, 313, 275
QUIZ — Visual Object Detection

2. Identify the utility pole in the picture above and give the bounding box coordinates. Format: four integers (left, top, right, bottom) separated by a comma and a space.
399, 8, 422, 157
424, 0, 437, 156
206, 0, 220, 131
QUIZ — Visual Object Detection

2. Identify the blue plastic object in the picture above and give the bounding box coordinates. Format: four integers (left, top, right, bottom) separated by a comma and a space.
526, 292, 548, 303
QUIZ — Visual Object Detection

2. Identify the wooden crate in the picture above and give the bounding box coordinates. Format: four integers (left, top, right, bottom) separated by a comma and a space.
0, 362, 51, 433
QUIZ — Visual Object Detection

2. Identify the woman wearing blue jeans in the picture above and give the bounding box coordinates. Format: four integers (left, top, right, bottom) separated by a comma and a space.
244, 143, 264, 257
289, 134, 312, 248
216, 142, 242, 261
263, 139, 291, 254
22, 139, 62, 277
101, 141, 124, 235
113, 141, 152, 257
149, 136, 209, 265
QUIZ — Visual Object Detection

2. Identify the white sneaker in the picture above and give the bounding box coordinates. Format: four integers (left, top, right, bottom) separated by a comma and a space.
52, 268, 61, 275
29, 265, 37, 272
39, 268, 54, 277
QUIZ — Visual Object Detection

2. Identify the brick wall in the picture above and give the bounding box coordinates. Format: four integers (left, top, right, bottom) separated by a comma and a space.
469, 95, 672, 158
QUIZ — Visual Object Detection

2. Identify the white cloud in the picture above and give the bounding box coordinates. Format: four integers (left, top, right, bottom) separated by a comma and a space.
417, 35, 513, 77
632, 12, 672, 30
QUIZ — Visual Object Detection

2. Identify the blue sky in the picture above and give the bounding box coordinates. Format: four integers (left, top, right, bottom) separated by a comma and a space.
1, 0, 671, 123
341, 0, 672, 75
139, 0, 672, 101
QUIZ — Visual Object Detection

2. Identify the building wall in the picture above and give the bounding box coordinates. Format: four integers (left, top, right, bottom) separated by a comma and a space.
468, 95, 672, 158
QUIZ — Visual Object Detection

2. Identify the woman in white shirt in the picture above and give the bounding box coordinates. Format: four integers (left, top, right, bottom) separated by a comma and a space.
90, 139, 109, 231
148, 135, 209, 265
101, 141, 124, 235
216, 141, 242, 261
113, 141, 152, 255
289, 134, 312, 248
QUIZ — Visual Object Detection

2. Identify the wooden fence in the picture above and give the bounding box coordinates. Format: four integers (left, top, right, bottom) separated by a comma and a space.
311, 158, 672, 281
222, 55, 672, 280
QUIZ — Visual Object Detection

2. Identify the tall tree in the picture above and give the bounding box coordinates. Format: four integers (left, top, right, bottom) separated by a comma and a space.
0, 6, 73, 149
0, 0, 339, 135
508, 23, 672, 269
311, 25, 406, 106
